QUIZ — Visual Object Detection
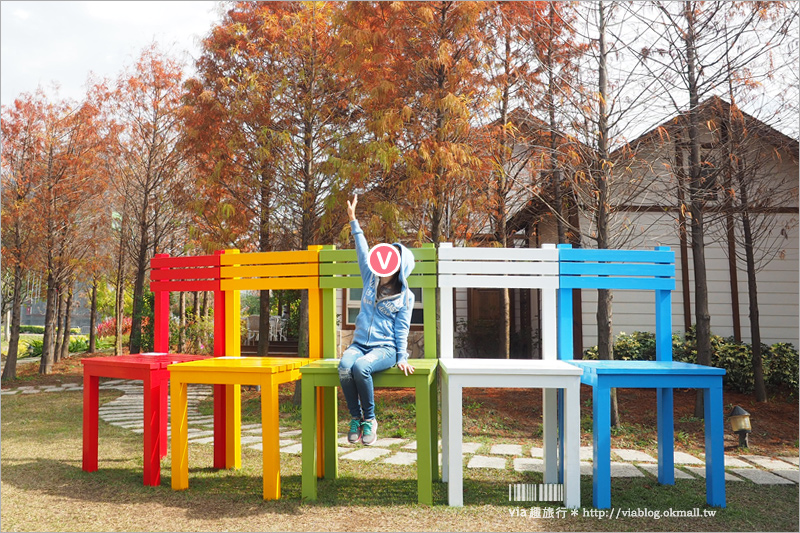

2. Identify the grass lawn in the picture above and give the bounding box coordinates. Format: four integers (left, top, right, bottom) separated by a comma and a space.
1, 375, 798, 532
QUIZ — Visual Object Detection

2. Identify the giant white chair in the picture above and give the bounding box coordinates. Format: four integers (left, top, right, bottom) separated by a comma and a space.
439, 243, 582, 508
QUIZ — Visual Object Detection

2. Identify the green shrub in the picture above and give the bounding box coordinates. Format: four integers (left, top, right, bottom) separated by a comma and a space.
26, 339, 43, 357
714, 341, 755, 394
68, 336, 89, 353
765, 343, 799, 397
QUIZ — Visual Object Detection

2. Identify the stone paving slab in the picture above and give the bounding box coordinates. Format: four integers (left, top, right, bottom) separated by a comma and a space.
580, 462, 593, 476
672, 451, 704, 465
580, 447, 593, 461
189, 436, 215, 445
186, 430, 215, 438
340, 447, 392, 462
280, 429, 302, 437
513, 458, 544, 473
490, 444, 523, 456
249, 443, 346, 454
740, 455, 800, 471
383, 452, 418, 465
612, 448, 657, 463
187, 416, 215, 424
371, 438, 408, 447
100, 414, 142, 421
610, 462, 645, 477
773, 470, 800, 483
241, 424, 263, 431
683, 466, 742, 481
723, 455, 755, 468
280, 443, 303, 454
780, 456, 799, 466
731, 468, 795, 485
240, 436, 262, 445
637, 464, 695, 479
400, 440, 444, 451
467, 455, 507, 470
530, 446, 543, 458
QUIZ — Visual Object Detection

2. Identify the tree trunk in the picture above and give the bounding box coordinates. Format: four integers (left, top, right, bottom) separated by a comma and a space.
548, 3, 566, 244
60, 287, 73, 361
114, 273, 124, 356
258, 291, 271, 356
596, 0, 619, 427
683, 2, 712, 418
54, 285, 66, 363
114, 214, 126, 356
178, 291, 186, 352
129, 231, 150, 354
88, 278, 97, 353
258, 168, 272, 357
1, 265, 24, 381
40, 272, 58, 374
736, 170, 767, 402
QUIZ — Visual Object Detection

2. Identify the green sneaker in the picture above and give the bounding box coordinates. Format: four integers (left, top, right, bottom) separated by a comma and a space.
348, 418, 362, 444
361, 418, 378, 446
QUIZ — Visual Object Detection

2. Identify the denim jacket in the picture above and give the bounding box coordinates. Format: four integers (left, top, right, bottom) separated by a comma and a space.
350, 220, 415, 365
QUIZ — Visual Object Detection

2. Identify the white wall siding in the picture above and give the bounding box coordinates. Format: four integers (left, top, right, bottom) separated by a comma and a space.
575, 210, 799, 352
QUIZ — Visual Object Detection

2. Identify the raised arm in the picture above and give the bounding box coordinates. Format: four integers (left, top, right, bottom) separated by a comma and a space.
347, 194, 371, 284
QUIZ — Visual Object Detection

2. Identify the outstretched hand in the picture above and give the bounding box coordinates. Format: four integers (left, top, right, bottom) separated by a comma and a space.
347, 194, 358, 222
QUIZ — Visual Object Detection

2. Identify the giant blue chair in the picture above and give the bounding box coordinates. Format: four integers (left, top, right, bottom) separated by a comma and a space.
556, 244, 726, 509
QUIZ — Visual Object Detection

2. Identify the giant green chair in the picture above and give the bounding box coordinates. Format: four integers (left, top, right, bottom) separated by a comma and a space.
300, 244, 439, 504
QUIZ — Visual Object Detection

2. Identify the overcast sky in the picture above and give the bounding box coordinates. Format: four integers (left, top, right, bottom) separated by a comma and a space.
1, 1, 220, 107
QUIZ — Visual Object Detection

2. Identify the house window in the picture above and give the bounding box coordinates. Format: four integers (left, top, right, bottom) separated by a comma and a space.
345, 287, 424, 327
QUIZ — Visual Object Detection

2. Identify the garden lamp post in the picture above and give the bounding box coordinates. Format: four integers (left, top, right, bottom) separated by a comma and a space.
728, 406, 751, 448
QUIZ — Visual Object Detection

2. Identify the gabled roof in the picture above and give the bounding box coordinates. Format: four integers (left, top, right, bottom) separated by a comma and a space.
613, 96, 799, 157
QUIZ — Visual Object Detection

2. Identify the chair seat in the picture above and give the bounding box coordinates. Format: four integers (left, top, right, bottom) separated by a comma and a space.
440, 358, 583, 377
300, 357, 438, 380
567, 360, 725, 389
569, 360, 726, 375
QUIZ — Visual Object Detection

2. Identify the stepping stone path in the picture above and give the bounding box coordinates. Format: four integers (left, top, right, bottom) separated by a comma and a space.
4, 379, 798, 486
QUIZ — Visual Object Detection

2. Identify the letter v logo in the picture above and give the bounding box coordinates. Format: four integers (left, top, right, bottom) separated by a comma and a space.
377, 251, 391, 270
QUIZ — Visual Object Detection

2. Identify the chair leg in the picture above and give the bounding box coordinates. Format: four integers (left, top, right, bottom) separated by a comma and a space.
441, 371, 449, 483
563, 381, 581, 509
446, 377, 464, 506
592, 385, 612, 509
430, 377, 439, 482
415, 376, 433, 505
704, 383, 726, 508
301, 378, 318, 500
543, 388, 558, 484
657, 387, 675, 485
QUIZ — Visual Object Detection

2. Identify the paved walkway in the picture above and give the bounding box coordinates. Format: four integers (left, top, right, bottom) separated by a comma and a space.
3, 379, 798, 486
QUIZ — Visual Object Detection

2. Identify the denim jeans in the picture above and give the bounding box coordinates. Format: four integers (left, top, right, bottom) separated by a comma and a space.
338, 343, 396, 420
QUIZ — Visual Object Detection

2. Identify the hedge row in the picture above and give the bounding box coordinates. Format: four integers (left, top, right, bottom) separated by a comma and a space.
19, 325, 81, 334
584, 329, 798, 397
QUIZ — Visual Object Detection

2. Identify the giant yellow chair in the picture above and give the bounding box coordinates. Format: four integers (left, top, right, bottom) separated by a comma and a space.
169, 247, 327, 500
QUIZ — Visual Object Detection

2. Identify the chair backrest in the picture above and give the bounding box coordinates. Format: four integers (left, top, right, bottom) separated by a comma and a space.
556, 244, 675, 361
150, 252, 225, 355
438, 243, 559, 360
219, 247, 323, 358
247, 315, 260, 331
318, 244, 437, 358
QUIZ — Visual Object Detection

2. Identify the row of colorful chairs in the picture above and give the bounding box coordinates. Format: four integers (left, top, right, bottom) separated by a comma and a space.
82, 243, 726, 509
